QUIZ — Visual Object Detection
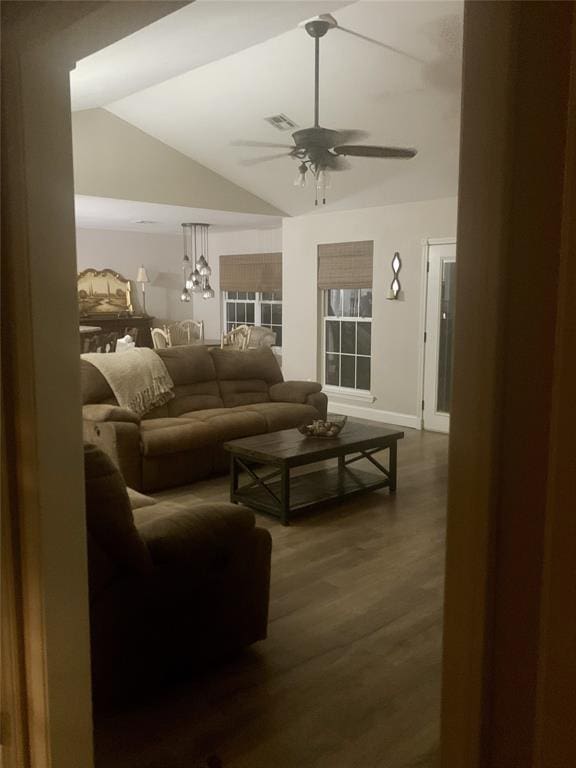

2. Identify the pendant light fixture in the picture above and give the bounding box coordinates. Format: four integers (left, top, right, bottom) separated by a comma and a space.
180, 223, 191, 302
180, 223, 214, 301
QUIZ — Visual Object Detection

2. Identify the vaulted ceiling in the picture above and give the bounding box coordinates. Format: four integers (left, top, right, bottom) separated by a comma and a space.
71, 0, 463, 218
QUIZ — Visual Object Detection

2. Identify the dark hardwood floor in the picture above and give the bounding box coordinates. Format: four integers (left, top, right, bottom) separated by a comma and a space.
94, 427, 448, 768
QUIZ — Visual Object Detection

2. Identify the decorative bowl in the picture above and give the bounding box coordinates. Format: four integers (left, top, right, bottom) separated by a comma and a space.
297, 415, 347, 439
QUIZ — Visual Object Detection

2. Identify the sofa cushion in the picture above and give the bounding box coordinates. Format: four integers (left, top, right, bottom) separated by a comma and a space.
210, 347, 282, 407
180, 407, 267, 441
156, 345, 217, 385
151, 346, 224, 416
218, 379, 270, 407
143, 381, 223, 419
140, 418, 217, 457
210, 346, 283, 384
243, 402, 320, 432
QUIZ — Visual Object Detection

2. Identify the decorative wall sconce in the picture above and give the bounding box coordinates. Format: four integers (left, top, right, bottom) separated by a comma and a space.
387, 251, 402, 300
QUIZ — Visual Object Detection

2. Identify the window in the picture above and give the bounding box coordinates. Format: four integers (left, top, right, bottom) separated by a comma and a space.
223, 291, 283, 346
323, 288, 372, 391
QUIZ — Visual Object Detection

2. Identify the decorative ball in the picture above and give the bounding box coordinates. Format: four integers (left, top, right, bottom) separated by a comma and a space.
297, 415, 347, 439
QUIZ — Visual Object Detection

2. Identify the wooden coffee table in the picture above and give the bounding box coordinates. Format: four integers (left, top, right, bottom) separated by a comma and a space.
224, 423, 404, 526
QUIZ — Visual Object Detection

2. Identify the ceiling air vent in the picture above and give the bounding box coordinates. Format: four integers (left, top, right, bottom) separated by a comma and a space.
264, 113, 298, 131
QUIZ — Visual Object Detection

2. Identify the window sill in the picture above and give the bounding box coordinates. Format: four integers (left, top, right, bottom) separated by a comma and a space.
323, 386, 375, 403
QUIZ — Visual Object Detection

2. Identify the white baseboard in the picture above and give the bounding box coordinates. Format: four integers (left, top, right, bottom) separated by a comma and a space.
327, 399, 421, 430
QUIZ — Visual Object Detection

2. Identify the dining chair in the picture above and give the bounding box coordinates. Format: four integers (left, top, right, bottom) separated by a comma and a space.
165, 319, 204, 346
151, 327, 171, 349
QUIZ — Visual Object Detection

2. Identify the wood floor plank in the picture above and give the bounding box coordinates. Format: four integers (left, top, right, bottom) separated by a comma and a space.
94, 426, 448, 768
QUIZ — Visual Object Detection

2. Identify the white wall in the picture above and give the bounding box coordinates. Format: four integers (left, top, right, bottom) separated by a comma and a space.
282, 197, 458, 427
72, 109, 284, 216
75, 226, 282, 338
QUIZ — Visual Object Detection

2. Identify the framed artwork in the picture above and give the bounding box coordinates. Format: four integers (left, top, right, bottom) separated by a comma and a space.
77, 268, 133, 316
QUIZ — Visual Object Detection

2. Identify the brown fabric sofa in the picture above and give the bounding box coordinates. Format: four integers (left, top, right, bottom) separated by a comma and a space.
85, 443, 272, 702
82, 346, 327, 491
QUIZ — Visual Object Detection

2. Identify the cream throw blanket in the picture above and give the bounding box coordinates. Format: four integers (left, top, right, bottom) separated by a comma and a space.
82, 348, 174, 417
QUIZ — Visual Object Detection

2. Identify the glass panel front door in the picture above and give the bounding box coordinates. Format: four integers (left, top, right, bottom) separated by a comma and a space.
436, 260, 456, 414
423, 241, 457, 433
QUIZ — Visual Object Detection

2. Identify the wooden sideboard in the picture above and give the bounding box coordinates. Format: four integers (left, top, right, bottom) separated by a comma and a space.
79, 315, 154, 348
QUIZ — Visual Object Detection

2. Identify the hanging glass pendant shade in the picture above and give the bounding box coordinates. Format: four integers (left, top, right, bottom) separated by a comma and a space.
191, 268, 202, 293
202, 285, 215, 299
197, 256, 211, 277
181, 224, 193, 301
180, 222, 214, 301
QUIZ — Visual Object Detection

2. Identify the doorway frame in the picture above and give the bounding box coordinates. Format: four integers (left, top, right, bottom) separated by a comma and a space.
2, 2, 576, 767
417, 237, 456, 431
1, 4, 189, 767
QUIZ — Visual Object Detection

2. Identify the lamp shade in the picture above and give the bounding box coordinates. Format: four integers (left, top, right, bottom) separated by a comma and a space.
136, 266, 149, 283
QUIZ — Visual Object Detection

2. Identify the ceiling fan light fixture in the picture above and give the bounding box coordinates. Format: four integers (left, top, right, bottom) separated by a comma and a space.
316, 168, 331, 190
232, 14, 418, 208
293, 162, 308, 187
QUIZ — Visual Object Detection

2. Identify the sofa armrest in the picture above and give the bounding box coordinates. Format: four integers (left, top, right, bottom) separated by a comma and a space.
269, 380, 322, 404
136, 502, 256, 569
306, 391, 328, 420
83, 404, 140, 424
137, 503, 272, 658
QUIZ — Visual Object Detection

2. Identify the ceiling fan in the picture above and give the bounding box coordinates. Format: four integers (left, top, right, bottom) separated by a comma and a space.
233, 14, 417, 205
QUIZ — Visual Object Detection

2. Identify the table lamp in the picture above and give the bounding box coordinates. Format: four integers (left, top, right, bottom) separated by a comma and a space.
136, 266, 149, 314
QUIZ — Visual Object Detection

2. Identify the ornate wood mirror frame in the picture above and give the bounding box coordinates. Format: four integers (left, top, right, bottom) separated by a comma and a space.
77, 268, 133, 317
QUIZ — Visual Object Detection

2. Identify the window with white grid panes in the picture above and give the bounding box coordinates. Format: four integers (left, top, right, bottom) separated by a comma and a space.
223, 291, 282, 347
323, 288, 372, 391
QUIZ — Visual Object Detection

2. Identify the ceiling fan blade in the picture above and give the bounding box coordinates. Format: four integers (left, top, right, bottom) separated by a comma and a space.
239, 152, 293, 166
334, 145, 417, 159
323, 153, 351, 171
335, 129, 370, 144
334, 26, 426, 65
231, 140, 294, 150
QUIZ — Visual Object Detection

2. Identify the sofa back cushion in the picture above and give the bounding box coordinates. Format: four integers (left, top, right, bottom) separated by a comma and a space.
84, 444, 152, 599
210, 347, 283, 408
147, 346, 223, 418
81, 359, 117, 405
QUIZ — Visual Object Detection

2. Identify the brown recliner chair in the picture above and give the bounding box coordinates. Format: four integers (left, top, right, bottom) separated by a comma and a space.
84, 444, 272, 702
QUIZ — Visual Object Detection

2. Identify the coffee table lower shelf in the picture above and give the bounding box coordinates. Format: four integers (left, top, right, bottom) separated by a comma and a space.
231, 466, 390, 523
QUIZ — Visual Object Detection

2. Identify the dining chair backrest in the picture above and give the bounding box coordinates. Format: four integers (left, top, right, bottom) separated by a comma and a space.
151, 327, 171, 349
166, 320, 204, 346
221, 324, 250, 351
246, 325, 277, 348
81, 331, 119, 354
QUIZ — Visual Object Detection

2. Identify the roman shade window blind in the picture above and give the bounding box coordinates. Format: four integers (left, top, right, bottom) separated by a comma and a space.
219, 253, 282, 293
317, 241, 374, 289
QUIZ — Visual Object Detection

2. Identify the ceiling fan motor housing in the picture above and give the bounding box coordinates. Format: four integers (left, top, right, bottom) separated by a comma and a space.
303, 15, 337, 38
292, 127, 342, 149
